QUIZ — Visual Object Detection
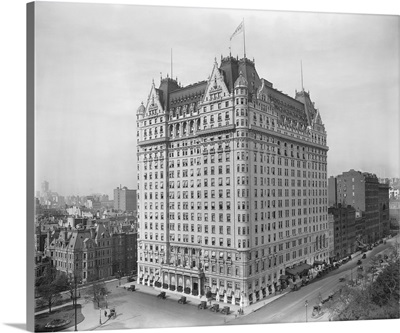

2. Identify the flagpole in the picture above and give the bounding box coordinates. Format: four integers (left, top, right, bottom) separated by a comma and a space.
243, 18, 246, 58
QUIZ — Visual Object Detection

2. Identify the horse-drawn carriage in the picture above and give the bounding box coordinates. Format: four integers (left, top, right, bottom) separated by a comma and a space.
108, 308, 116, 319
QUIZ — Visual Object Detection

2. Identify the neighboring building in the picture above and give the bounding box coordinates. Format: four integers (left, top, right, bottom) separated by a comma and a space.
41, 180, 49, 195
47, 223, 113, 283
378, 182, 390, 238
110, 224, 138, 276
328, 170, 389, 244
389, 187, 400, 200
389, 200, 400, 230
114, 186, 137, 213
328, 205, 356, 260
355, 210, 367, 245
136, 55, 328, 306
327, 213, 335, 263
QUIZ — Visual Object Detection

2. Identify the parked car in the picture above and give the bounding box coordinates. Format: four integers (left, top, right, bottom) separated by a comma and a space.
362, 254, 366, 259
127, 276, 135, 282
357, 260, 362, 265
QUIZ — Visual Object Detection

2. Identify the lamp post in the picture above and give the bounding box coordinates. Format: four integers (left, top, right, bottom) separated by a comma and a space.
305, 300, 308, 322
105, 294, 108, 309
74, 276, 78, 331
69, 273, 80, 331
99, 308, 102, 325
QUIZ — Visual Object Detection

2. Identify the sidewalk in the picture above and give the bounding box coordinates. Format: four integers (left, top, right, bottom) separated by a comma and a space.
36, 277, 289, 330
120, 280, 289, 318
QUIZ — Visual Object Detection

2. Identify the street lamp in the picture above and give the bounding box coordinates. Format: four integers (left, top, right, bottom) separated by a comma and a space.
99, 308, 102, 325
74, 276, 78, 331
69, 273, 80, 332
105, 294, 108, 309
305, 300, 308, 322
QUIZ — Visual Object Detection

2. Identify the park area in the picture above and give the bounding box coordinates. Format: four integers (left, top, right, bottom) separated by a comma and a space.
35, 304, 84, 332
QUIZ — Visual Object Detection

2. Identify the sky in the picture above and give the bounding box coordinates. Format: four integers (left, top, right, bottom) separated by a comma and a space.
34, 1, 400, 197
0, 1, 399, 333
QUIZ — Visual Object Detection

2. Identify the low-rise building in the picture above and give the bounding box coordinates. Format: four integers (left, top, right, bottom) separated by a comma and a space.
47, 223, 113, 283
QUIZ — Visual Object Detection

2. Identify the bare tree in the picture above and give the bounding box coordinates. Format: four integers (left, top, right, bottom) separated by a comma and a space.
88, 280, 109, 308
35, 265, 64, 313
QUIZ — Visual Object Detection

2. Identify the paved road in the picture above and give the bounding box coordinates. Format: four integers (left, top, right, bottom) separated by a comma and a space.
229, 236, 399, 325
93, 286, 233, 330
66, 235, 398, 330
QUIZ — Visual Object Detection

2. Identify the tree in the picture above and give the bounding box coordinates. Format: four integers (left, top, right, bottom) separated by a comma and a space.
35, 265, 65, 313
88, 280, 109, 308
370, 259, 399, 307
326, 259, 400, 320
115, 269, 124, 286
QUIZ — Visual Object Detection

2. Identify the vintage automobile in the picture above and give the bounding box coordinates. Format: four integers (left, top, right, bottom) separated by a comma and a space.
220, 306, 230, 315
178, 296, 187, 304
362, 254, 367, 259
209, 304, 220, 312
127, 285, 136, 292
157, 291, 166, 299
357, 259, 362, 265
197, 301, 207, 310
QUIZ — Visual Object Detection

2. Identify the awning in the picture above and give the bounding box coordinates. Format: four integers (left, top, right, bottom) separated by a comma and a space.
143, 274, 149, 280
314, 260, 324, 266
149, 275, 154, 281
286, 263, 312, 276
155, 276, 161, 282
218, 288, 225, 296
139, 272, 143, 278
211, 285, 217, 293
234, 290, 241, 298
226, 288, 232, 297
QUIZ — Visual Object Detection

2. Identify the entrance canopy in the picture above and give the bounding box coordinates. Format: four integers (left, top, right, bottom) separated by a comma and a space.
285, 263, 312, 276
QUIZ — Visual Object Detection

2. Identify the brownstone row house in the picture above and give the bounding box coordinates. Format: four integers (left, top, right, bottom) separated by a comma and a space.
45, 222, 137, 283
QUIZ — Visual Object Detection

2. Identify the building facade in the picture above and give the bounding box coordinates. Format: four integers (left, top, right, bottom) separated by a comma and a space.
328, 205, 356, 260
47, 223, 113, 283
111, 225, 138, 276
136, 55, 328, 306
114, 186, 137, 213
328, 170, 390, 244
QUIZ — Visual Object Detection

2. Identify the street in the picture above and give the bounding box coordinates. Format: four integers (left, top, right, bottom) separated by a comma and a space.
228, 235, 399, 325
68, 235, 398, 331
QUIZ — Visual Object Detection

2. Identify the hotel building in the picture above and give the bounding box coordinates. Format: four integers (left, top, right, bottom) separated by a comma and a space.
136, 55, 329, 306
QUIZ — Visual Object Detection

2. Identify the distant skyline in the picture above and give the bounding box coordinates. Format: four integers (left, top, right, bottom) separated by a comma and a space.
35, 2, 399, 197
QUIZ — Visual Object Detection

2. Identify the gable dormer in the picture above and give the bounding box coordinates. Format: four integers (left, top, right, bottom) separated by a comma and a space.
201, 59, 230, 105
145, 81, 164, 118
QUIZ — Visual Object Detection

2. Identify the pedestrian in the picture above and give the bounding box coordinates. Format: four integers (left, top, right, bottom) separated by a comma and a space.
104, 310, 107, 317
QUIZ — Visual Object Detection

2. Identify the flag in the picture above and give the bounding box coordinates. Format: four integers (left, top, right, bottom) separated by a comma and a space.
230, 21, 244, 41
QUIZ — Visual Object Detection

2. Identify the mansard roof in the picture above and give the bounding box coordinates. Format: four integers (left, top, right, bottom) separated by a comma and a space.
169, 80, 207, 109
148, 54, 324, 130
